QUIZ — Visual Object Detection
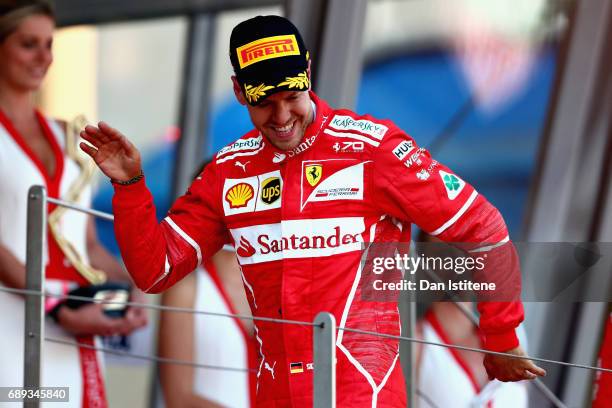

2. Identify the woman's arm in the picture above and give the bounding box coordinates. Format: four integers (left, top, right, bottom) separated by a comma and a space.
0, 239, 139, 336
158, 271, 225, 408
0, 243, 26, 289
86, 217, 126, 281
86, 217, 148, 330
1, 217, 131, 289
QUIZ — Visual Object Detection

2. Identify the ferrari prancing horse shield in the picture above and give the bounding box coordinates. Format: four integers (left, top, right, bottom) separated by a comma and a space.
305, 164, 322, 186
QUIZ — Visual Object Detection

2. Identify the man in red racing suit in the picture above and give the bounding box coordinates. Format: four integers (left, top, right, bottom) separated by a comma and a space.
80, 15, 545, 408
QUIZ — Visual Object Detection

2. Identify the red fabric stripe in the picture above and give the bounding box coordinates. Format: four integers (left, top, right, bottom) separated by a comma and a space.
0, 109, 64, 195
77, 336, 108, 408
426, 311, 482, 393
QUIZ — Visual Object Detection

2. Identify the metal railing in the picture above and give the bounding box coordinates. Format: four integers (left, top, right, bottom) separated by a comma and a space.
21, 185, 338, 408
17, 185, 611, 407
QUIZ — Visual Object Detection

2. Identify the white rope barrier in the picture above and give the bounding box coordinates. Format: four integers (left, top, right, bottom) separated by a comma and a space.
47, 197, 114, 221
6, 283, 609, 375
0, 285, 316, 327
421, 266, 568, 408
27, 193, 603, 408
42, 335, 256, 373
337, 326, 612, 374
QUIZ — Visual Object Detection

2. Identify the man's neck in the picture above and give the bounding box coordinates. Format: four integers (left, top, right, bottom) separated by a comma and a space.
309, 99, 317, 127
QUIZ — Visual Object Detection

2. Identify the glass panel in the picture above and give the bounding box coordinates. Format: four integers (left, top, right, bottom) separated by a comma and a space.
361, 0, 570, 237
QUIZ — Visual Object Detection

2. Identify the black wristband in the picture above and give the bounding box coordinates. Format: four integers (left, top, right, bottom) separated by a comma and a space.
47, 301, 65, 323
111, 171, 144, 186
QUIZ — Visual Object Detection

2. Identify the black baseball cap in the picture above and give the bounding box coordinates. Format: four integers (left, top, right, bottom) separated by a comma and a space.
230, 15, 310, 106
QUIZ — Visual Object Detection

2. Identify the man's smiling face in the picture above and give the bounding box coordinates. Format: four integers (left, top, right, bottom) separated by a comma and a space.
239, 88, 314, 151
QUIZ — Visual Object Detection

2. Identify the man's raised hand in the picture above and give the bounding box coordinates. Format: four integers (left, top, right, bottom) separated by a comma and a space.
80, 122, 142, 182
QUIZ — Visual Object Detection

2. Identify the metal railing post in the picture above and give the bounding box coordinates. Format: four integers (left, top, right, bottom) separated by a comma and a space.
313, 312, 336, 408
24, 185, 46, 408
407, 273, 417, 408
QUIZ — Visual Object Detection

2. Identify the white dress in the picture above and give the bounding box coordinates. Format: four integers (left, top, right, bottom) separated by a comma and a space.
0, 110, 103, 408
192, 261, 256, 407
418, 313, 528, 408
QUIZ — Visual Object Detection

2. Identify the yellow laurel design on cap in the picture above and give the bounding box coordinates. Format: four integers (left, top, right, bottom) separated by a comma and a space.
244, 83, 275, 103
277, 72, 309, 90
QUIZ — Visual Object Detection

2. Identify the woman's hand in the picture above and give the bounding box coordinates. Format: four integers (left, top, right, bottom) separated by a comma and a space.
56, 303, 142, 337
125, 288, 148, 330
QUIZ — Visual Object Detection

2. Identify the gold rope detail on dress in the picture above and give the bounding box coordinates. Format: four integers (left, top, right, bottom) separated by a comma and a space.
47, 115, 107, 284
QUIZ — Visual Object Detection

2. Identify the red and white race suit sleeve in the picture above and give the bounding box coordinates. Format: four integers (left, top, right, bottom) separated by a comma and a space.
112, 163, 228, 293
372, 127, 524, 352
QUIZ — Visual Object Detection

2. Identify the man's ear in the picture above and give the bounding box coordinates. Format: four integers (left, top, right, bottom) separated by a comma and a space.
307, 59, 312, 89
232, 76, 247, 106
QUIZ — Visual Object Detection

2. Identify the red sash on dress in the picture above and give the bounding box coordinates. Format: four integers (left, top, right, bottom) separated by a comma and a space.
77, 336, 108, 408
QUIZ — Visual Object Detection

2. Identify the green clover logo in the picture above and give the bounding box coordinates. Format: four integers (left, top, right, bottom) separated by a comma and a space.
444, 174, 460, 191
